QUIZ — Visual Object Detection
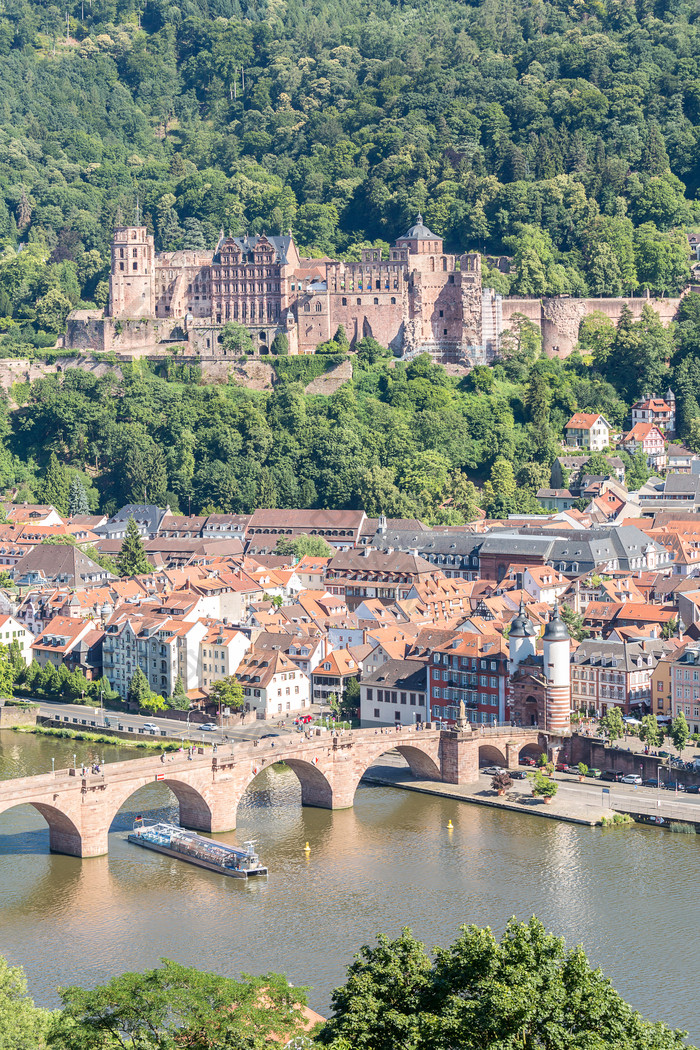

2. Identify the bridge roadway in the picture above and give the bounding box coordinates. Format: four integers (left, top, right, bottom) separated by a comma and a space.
0, 724, 544, 857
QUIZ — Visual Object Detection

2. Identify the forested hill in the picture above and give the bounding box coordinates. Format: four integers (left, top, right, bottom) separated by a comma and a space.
2, 0, 700, 332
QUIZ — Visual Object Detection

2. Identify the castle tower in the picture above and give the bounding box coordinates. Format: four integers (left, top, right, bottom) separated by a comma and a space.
108, 226, 155, 319
508, 599, 536, 675
542, 603, 571, 734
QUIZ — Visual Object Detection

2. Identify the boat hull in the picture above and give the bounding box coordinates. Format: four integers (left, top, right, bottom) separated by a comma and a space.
127, 834, 268, 879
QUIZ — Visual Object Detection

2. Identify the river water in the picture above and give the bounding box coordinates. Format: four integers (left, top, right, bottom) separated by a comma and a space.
0, 732, 698, 1040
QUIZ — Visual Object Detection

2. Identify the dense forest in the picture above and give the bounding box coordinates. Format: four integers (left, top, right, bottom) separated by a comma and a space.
2, 290, 700, 522
2, 0, 700, 345
3, 0, 700, 515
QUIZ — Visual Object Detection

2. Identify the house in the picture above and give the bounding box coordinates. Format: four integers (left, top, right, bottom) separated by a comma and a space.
360, 659, 428, 727
245, 509, 367, 551
536, 489, 577, 512
564, 413, 611, 451
571, 639, 675, 718
631, 391, 675, 434
199, 625, 251, 691
550, 456, 626, 491
31, 616, 101, 671
324, 549, 437, 609
428, 633, 508, 726
311, 649, 360, 706
0, 615, 33, 663
0, 504, 64, 526
522, 566, 568, 604
102, 613, 207, 698
94, 505, 170, 541
618, 423, 667, 471
372, 528, 480, 580
664, 644, 700, 734
235, 648, 310, 718
12, 545, 115, 590
638, 473, 700, 514
666, 444, 698, 474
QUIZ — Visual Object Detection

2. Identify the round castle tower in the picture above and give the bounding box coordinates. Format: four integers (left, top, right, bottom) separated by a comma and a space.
508, 598, 537, 675
542, 602, 571, 734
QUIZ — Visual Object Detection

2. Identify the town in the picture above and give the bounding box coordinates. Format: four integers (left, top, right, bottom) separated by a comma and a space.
2, 448, 700, 737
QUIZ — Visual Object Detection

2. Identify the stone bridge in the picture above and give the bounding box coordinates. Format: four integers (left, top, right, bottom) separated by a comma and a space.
0, 725, 545, 857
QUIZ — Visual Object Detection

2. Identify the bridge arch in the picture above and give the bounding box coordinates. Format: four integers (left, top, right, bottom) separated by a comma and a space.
478, 744, 507, 767
519, 742, 544, 763
108, 776, 215, 838
0, 799, 83, 857
236, 757, 334, 820
334, 739, 443, 807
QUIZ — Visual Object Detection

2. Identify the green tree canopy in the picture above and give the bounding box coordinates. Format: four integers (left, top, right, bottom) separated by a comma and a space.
117, 517, 152, 577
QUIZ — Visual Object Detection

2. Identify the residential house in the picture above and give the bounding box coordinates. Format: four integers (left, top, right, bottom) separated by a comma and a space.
550, 456, 626, 491
360, 659, 428, 727
618, 423, 667, 471
0, 615, 33, 663
631, 391, 675, 434
324, 549, 437, 609
199, 625, 251, 691
311, 649, 360, 706
571, 638, 673, 718
666, 644, 700, 733
245, 509, 367, 552
94, 504, 170, 541
638, 473, 700, 514
564, 413, 611, 451
12, 545, 115, 590
31, 616, 101, 672
522, 566, 569, 604
666, 445, 698, 474
428, 633, 508, 726
235, 648, 310, 718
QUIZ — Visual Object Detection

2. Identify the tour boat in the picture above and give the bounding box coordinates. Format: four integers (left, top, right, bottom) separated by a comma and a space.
128, 819, 268, 878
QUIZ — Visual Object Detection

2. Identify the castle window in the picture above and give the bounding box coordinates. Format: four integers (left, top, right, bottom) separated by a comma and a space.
119, 249, 124, 259
439, 310, 443, 317
315, 302, 322, 312
304, 304, 310, 312
376, 280, 380, 289
132, 248, 138, 258
449, 274, 455, 284
119, 263, 124, 271
391, 297, 396, 304
342, 297, 347, 306
356, 298, 361, 305
373, 297, 378, 305
132, 262, 138, 270
443, 329, 447, 335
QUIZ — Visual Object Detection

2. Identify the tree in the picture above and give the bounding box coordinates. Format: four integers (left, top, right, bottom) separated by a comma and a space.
140, 692, 167, 715
68, 476, 90, 517
317, 918, 689, 1050
168, 676, 190, 711
116, 517, 152, 577
271, 332, 289, 356
491, 771, 512, 794
208, 675, 245, 712
327, 692, 340, 719
41, 453, 70, 517
221, 321, 254, 355
670, 711, 689, 756
127, 668, 150, 706
530, 769, 558, 799
275, 534, 333, 559
50, 960, 308, 1050
599, 705, 624, 745
0, 954, 50, 1049
560, 605, 589, 642
481, 457, 517, 519
35, 289, 71, 332
0, 643, 15, 699
639, 714, 664, 749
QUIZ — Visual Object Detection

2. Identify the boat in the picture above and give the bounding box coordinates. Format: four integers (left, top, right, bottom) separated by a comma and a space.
127, 819, 268, 878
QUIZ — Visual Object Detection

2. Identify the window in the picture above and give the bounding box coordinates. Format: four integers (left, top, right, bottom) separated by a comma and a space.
342, 297, 347, 306
304, 303, 310, 312
356, 298, 361, 305
394, 711, 401, 722
315, 302, 322, 312
373, 297, 378, 305
374, 708, 380, 718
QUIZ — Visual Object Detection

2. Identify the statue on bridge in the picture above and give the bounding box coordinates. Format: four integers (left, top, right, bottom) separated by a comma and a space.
456, 699, 469, 730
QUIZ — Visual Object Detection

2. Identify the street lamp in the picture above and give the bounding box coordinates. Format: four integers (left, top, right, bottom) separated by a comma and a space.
51, 757, 54, 774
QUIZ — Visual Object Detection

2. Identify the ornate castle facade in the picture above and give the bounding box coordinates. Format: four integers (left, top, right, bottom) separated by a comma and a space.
105, 218, 498, 364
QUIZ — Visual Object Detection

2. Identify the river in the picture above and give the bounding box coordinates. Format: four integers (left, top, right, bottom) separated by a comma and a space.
0, 731, 698, 1041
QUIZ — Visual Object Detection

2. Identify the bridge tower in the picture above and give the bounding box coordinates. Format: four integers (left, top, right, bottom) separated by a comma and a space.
508, 598, 537, 675
542, 602, 571, 735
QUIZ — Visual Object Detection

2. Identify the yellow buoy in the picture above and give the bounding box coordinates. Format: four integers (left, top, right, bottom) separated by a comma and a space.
447, 820, 454, 829
304, 841, 311, 852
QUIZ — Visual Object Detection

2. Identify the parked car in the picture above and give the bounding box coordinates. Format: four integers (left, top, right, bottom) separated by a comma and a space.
658, 750, 671, 758
142, 723, 159, 732
685, 784, 700, 794
199, 723, 218, 731
643, 778, 659, 788
555, 762, 569, 772
601, 770, 624, 782
666, 782, 686, 792
521, 757, 537, 767
586, 767, 602, 778
620, 774, 642, 785
510, 770, 528, 780
481, 766, 506, 776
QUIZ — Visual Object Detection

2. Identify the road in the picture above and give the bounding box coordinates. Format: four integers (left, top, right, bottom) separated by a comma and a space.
32, 699, 307, 746
479, 769, 700, 815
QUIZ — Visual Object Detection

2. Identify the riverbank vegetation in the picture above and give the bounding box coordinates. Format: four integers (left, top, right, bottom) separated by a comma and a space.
0, 919, 692, 1048
13, 725, 189, 752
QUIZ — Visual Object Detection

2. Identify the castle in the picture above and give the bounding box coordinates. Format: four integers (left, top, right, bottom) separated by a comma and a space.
64, 219, 684, 365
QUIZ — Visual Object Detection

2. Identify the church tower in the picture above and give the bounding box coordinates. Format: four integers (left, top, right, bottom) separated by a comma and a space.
108, 226, 155, 319
542, 603, 571, 734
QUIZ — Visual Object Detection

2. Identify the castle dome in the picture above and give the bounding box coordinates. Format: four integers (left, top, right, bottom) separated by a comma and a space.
509, 598, 536, 638
402, 214, 438, 240
543, 602, 570, 642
